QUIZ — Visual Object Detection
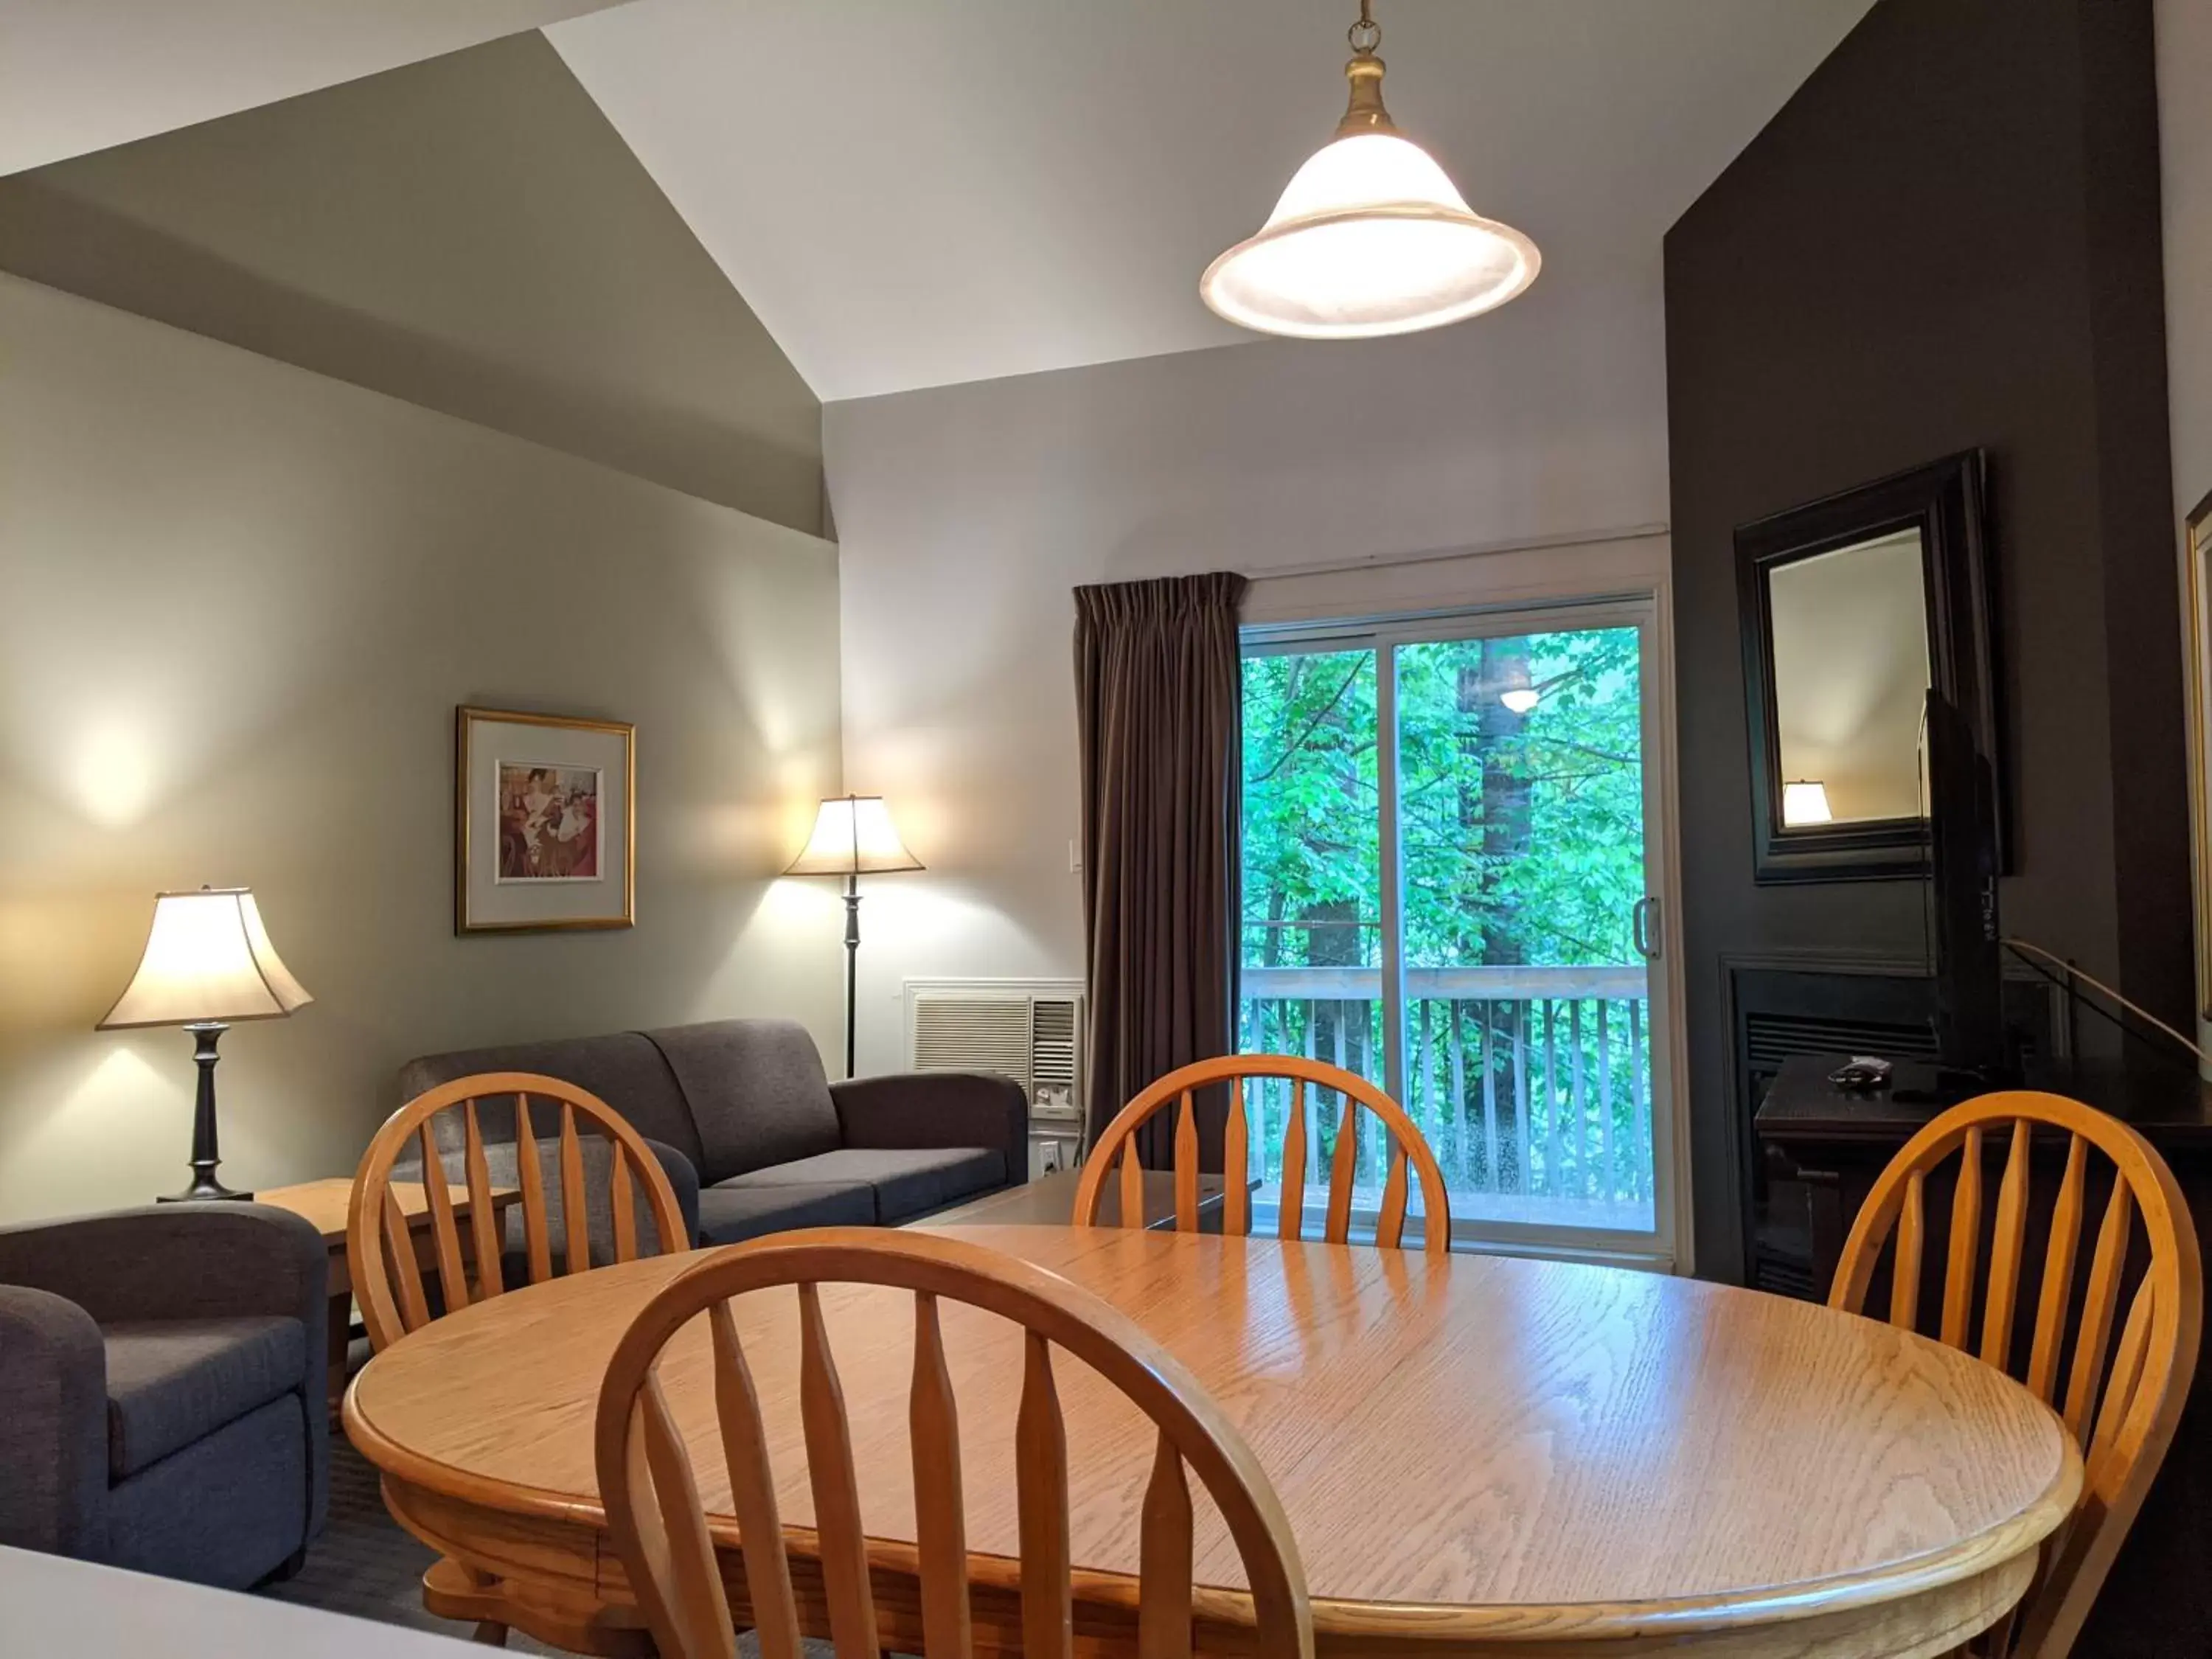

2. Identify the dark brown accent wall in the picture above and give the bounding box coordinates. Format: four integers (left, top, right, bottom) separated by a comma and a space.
1665, 0, 2182, 1282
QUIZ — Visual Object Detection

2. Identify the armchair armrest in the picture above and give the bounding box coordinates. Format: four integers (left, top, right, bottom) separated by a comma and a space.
0, 1285, 108, 1556
0, 1204, 327, 1332
831, 1073, 1029, 1183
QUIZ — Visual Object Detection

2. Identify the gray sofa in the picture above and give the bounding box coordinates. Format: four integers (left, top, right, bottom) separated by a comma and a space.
0, 1203, 328, 1588
399, 1018, 1028, 1246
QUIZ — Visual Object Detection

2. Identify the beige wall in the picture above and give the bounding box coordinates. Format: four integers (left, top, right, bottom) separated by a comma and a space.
0, 274, 846, 1222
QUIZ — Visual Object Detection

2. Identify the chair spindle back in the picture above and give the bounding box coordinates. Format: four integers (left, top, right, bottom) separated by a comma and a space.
1830, 1091, 2201, 1658
1074, 1054, 1452, 1253
594, 1227, 1315, 1659
349, 1070, 689, 1352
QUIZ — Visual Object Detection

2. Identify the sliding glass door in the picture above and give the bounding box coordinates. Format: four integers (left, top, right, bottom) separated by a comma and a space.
1239, 601, 1676, 1256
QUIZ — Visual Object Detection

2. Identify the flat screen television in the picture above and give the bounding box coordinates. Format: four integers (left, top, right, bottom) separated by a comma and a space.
1926, 688, 2008, 1079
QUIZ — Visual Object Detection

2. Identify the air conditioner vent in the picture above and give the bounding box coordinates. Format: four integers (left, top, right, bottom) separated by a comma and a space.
905, 978, 1086, 1127
911, 996, 1032, 1085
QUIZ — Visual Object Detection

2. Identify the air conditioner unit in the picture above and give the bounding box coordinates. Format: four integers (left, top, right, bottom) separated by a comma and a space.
905, 978, 1086, 1129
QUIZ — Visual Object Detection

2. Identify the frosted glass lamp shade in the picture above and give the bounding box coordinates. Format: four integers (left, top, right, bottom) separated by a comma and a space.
1781, 780, 1834, 828
785, 796, 924, 877
99, 888, 312, 1029
1500, 687, 1541, 715
1202, 131, 1540, 340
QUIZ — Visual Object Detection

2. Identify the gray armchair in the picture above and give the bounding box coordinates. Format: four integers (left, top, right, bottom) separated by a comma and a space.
0, 1203, 328, 1589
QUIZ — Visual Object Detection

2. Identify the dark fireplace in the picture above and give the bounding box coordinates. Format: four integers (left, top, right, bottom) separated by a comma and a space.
1725, 959, 2065, 1296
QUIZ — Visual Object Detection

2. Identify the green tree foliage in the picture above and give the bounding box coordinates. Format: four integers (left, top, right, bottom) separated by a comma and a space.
1240, 649, 1380, 970
1241, 629, 1644, 971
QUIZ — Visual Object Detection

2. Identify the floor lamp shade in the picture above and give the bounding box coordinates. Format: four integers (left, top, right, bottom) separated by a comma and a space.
784, 796, 925, 877
785, 797, 921, 1081
99, 887, 310, 1203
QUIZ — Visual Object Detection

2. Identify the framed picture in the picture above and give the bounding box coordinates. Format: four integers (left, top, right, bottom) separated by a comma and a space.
2185, 492, 2212, 1024
456, 706, 634, 933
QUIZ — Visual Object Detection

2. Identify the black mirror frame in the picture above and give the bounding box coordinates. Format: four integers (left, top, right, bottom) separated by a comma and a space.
1735, 450, 2000, 885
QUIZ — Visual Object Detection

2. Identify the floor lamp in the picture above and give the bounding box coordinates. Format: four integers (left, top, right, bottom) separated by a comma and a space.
785, 796, 922, 1079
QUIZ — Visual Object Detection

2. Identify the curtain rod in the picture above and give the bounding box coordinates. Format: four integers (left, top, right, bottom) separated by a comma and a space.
1237, 521, 1670, 583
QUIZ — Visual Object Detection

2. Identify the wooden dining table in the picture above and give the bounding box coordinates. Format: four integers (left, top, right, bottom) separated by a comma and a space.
344, 1224, 2081, 1658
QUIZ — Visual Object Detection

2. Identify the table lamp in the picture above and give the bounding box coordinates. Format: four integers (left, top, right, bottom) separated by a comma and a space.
784, 796, 922, 1079
98, 886, 313, 1202
1781, 779, 1834, 827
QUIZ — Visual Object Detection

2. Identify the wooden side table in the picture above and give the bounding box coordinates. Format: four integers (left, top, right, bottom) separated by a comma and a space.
257, 1176, 519, 1415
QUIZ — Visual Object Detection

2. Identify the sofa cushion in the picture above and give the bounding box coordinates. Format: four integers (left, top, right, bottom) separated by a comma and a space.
397, 1032, 705, 1174
102, 1315, 305, 1481
647, 1020, 842, 1184
723, 1147, 1006, 1225
695, 1180, 876, 1246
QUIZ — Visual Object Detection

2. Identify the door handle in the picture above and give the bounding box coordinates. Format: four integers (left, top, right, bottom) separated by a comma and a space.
1632, 896, 1660, 960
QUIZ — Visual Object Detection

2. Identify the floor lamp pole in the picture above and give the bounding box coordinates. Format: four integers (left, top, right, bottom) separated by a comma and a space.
842, 872, 861, 1080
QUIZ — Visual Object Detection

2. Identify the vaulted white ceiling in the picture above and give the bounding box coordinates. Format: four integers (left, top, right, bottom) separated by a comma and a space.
0, 0, 631, 176
11, 0, 1877, 405
550, 0, 1876, 401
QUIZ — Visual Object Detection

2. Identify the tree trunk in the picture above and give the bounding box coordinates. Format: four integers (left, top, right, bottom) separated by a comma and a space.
1464, 640, 1533, 1193
1475, 638, 1534, 968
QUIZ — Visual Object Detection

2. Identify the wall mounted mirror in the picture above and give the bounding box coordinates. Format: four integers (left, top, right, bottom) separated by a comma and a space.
1736, 451, 1999, 883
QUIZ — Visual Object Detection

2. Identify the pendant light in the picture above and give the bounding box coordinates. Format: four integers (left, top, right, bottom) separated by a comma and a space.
1201, 1, 1540, 340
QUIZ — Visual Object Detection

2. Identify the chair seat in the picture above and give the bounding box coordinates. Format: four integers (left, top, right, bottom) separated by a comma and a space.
695, 1180, 876, 1245
720, 1147, 1006, 1224
101, 1315, 305, 1481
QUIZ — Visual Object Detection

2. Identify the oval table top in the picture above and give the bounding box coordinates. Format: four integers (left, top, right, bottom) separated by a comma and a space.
347, 1224, 2081, 1654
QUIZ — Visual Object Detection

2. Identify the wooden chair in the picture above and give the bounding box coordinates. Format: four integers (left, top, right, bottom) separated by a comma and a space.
1830, 1091, 2202, 1659
1073, 1054, 1452, 1253
594, 1226, 1315, 1659
349, 1071, 691, 1653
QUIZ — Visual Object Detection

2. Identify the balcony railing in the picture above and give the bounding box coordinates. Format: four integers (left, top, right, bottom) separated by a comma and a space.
1238, 963, 1655, 1233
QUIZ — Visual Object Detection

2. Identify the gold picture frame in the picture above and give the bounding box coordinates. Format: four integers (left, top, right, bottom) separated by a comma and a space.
455, 706, 636, 934
2184, 493, 2212, 1023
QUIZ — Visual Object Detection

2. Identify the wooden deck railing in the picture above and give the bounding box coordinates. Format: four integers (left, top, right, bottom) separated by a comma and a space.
1238, 964, 1655, 1228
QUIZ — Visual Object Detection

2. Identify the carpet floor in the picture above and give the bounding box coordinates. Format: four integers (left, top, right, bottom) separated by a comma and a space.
260, 1437, 821, 1655
257, 1438, 566, 1653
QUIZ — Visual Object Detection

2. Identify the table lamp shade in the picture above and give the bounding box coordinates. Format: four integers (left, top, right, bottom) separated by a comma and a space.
99, 888, 312, 1029
1781, 779, 1834, 828
784, 796, 924, 877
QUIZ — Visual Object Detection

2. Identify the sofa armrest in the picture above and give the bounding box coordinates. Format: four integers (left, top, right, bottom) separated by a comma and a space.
0, 1284, 108, 1557
831, 1073, 1030, 1183
640, 1138, 703, 1248
0, 1205, 327, 1332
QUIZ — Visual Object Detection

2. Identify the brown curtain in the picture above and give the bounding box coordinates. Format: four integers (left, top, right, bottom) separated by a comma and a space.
1076, 571, 1248, 1168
